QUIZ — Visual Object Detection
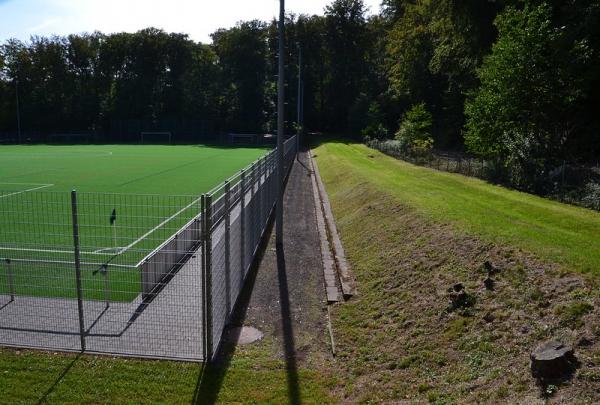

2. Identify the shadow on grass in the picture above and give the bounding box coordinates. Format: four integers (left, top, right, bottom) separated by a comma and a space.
36, 353, 81, 404
192, 215, 272, 405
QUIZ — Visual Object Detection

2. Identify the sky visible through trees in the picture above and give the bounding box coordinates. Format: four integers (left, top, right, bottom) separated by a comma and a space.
0, 0, 598, 190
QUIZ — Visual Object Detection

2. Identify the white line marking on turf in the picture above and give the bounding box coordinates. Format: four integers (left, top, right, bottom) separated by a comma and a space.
0, 184, 54, 198
93, 247, 124, 254
0, 182, 54, 185
0, 246, 114, 256
119, 196, 202, 254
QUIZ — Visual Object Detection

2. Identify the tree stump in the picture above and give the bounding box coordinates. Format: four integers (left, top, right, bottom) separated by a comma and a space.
531, 341, 576, 379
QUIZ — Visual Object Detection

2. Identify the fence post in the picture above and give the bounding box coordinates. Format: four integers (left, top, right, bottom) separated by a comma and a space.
224, 181, 231, 317
256, 159, 262, 234
5, 259, 14, 302
240, 169, 246, 282
203, 193, 213, 360
200, 195, 207, 359
268, 153, 274, 210
250, 162, 256, 248
102, 264, 110, 309
70, 190, 86, 352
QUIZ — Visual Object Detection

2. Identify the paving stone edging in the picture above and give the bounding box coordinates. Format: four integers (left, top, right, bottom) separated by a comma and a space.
309, 151, 357, 298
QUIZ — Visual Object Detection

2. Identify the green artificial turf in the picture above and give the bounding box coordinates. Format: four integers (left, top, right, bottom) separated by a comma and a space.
0, 144, 267, 301
314, 141, 600, 275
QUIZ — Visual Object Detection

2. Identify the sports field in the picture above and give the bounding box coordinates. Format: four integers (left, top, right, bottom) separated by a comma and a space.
0, 144, 267, 301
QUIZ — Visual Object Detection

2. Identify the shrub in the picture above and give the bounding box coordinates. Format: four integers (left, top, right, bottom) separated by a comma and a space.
581, 182, 600, 211
394, 102, 434, 156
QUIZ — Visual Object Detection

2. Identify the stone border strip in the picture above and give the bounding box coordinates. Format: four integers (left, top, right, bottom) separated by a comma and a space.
310, 151, 357, 298
308, 154, 340, 303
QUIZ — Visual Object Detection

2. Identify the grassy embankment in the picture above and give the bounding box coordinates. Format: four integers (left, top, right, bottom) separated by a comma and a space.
314, 140, 600, 403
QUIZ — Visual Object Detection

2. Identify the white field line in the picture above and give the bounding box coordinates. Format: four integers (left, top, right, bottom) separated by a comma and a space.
93, 247, 125, 254
0, 246, 114, 256
118, 195, 202, 255
0, 182, 55, 185
5, 257, 134, 269
0, 183, 54, 198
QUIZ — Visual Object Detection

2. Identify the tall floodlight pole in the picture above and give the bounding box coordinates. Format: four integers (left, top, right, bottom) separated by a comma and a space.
15, 79, 21, 144
296, 42, 302, 157
276, 0, 285, 246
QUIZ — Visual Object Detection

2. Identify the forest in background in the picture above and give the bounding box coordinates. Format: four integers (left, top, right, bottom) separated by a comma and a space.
0, 0, 598, 190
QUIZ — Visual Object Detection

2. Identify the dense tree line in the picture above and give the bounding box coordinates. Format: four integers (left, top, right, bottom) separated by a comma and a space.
0, 0, 598, 186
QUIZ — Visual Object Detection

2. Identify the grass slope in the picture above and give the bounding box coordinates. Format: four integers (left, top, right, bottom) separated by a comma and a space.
314, 140, 600, 403
315, 141, 600, 275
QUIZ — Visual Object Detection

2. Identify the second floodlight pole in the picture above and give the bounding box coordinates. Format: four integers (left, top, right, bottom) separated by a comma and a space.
276, 0, 285, 246
15, 79, 21, 144
296, 42, 302, 158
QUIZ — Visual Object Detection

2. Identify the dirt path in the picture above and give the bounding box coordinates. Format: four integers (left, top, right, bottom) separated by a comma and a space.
208, 149, 330, 389
238, 149, 328, 358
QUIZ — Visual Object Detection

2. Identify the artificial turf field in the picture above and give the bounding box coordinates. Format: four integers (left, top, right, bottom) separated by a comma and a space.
0, 144, 267, 301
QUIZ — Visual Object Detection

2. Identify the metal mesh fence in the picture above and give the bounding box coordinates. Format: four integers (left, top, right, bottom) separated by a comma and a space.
0, 136, 297, 361
204, 135, 297, 359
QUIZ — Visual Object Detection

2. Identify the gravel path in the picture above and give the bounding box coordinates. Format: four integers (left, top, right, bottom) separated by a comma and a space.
223, 149, 329, 363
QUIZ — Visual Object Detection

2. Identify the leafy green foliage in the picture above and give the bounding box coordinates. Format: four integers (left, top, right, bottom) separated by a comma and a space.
386, 0, 500, 147
394, 102, 433, 155
464, 3, 590, 189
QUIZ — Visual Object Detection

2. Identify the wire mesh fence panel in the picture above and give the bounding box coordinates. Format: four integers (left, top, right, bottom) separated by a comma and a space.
1, 136, 297, 361
0, 190, 204, 360
205, 135, 297, 359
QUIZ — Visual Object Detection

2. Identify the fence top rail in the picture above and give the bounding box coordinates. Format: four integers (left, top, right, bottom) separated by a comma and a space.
134, 210, 203, 268
1, 256, 136, 269
207, 148, 276, 197
206, 134, 296, 198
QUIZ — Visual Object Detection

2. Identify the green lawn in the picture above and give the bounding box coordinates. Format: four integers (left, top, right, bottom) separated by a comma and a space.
0, 343, 335, 404
314, 141, 600, 275
0, 144, 267, 300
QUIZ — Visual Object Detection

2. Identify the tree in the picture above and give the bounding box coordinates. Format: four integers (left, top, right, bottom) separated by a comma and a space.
464, 3, 589, 189
323, 0, 369, 132
386, 0, 502, 147
212, 21, 268, 132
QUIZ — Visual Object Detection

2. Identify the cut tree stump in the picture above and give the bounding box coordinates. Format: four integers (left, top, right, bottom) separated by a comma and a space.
531, 340, 576, 379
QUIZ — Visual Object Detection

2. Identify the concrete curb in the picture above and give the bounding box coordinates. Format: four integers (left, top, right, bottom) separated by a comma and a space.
309, 151, 357, 298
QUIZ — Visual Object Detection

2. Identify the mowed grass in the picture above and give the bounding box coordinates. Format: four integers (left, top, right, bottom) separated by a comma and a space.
0, 344, 336, 404
314, 141, 600, 275
0, 144, 267, 300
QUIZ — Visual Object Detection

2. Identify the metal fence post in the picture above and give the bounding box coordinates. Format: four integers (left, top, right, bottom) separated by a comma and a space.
200, 195, 207, 359
240, 169, 246, 282
4, 259, 14, 302
250, 162, 256, 249
203, 193, 214, 360
270, 153, 275, 208
224, 181, 231, 317
101, 264, 110, 309
258, 157, 264, 228
70, 190, 86, 352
